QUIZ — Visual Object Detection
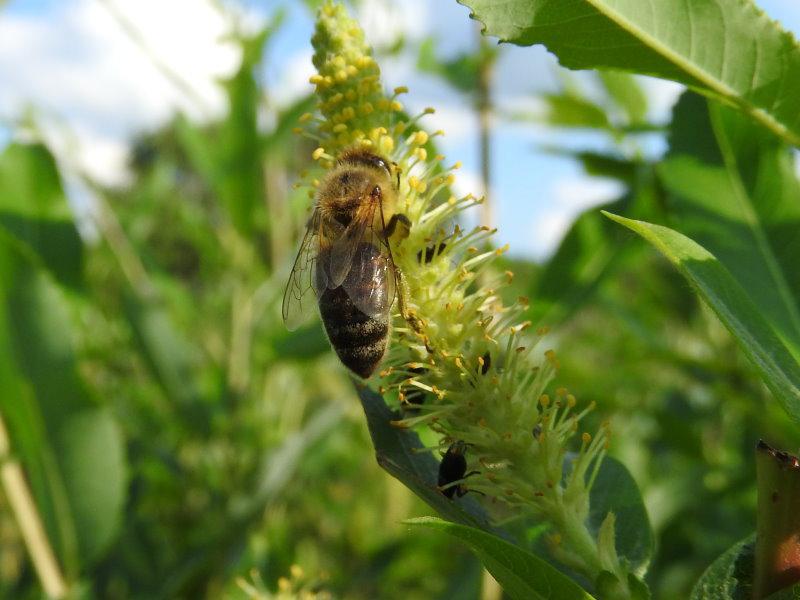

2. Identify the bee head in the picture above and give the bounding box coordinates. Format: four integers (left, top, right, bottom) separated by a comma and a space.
337, 148, 398, 188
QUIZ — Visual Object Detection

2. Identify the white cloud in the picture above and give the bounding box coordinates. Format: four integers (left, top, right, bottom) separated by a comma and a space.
639, 76, 685, 123
451, 168, 486, 201
530, 177, 625, 258
357, 0, 431, 50
270, 48, 315, 107
0, 0, 245, 184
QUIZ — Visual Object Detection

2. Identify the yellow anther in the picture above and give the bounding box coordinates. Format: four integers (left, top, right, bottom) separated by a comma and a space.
394, 85, 409, 94
412, 131, 429, 146
390, 100, 403, 112
378, 135, 394, 154
414, 148, 428, 161
309, 74, 323, 85
312, 147, 326, 160
299, 112, 313, 123
424, 106, 436, 114
567, 394, 577, 407
335, 69, 348, 82
582, 432, 592, 444
332, 123, 347, 133
540, 394, 551, 408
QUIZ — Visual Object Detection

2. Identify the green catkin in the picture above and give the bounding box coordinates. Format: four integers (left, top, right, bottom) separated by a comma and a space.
299, 3, 639, 597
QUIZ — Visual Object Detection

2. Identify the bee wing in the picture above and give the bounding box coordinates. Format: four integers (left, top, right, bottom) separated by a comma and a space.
336, 200, 397, 319
327, 213, 367, 288
282, 211, 326, 331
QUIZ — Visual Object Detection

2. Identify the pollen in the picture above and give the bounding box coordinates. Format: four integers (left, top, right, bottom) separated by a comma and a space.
411, 131, 429, 146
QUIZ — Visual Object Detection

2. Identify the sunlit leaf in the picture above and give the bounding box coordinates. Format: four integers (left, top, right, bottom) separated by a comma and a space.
605, 213, 800, 424
660, 91, 800, 361
461, 0, 800, 145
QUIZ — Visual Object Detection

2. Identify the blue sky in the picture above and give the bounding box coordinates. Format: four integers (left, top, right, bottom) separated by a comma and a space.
1, 0, 799, 258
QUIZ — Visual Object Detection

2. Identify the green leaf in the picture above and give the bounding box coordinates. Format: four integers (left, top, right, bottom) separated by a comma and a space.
660, 91, 800, 361
542, 93, 611, 130
122, 291, 208, 428
599, 71, 647, 125
0, 143, 83, 289
690, 535, 754, 600
530, 196, 630, 325
588, 456, 653, 571
406, 517, 596, 600
355, 383, 501, 535
460, 0, 800, 146
0, 232, 127, 572
604, 213, 800, 424
176, 27, 276, 236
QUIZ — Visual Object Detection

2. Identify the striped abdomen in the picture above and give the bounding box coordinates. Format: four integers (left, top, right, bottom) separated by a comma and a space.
319, 286, 389, 378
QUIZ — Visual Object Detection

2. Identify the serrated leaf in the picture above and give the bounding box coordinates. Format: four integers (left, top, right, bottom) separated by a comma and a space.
406, 517, 596, 600
605, 213, 800, 424
660, 91, 800, 361
690, 535, 754, 600
460, 0, 800, 146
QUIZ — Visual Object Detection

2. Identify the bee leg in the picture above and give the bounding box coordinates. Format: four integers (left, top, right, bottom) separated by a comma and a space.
385, 213, 411, 238
394, 265, 426, 335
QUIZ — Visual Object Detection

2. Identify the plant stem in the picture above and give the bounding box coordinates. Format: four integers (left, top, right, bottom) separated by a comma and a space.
0, 413, 68, 599
476, 32, 493, 229
753, 439, 800, 599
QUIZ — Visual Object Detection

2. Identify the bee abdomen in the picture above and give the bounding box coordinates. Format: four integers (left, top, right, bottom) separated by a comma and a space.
319, 286, 389, 378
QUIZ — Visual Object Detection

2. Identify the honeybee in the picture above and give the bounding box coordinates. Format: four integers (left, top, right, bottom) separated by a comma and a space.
283, 148, 410, 378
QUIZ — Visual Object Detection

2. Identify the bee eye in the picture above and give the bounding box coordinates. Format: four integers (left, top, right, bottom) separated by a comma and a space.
371, 185, 382, 199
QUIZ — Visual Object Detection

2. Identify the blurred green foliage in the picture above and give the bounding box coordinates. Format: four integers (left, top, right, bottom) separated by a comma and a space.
1, 2, 799, 599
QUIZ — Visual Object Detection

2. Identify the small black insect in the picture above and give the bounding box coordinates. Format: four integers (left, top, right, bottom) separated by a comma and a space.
438, 441, 479, 498
478, 351, 491, 375
417, 241, 447, 264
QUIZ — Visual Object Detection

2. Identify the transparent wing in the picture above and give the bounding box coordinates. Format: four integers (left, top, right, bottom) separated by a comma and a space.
282, 211, 325, 331
328, 212, 369, 288
338, 201, 397, 319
